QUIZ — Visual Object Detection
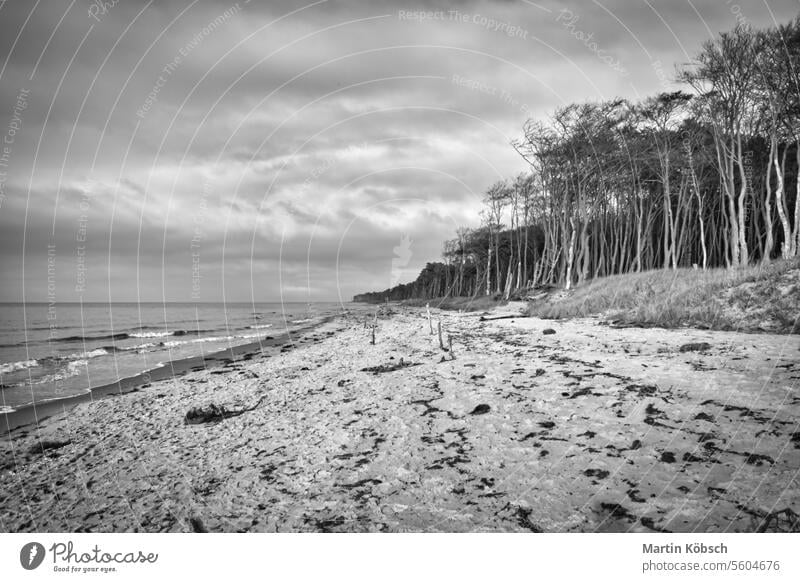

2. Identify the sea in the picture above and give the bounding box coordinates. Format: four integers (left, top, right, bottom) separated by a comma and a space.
0, 302, 363, 413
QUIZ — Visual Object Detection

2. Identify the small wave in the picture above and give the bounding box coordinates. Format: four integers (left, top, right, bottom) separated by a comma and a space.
100, 345, 126, 353
245, 324, 272, 330
22, 359, 87, 386
0, 359, 40, 375
291, 318, 315, 324
162, 335, 235, 348
171, 329, 212, 336
27, 362, 83, 386
160, 330, 273, 349
136, 329, 214, 338
67, 348, 110, 360
54, 328, 215, 343
129, 331, 173, 338
54, 332, 131, 343
0, 405, 15, 414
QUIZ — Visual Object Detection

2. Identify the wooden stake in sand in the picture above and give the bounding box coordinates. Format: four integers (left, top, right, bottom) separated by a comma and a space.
437, 320, 445, 350
371, 309, 378, 345
426, 303, 434, 334
448, 334, 455, 360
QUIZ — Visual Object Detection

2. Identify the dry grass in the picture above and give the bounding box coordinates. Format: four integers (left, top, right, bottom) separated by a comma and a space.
525, 257, 800, 333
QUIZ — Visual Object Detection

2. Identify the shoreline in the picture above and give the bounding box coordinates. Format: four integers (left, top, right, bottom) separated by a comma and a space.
0, 316, 337, 437
1, 305, 798, 532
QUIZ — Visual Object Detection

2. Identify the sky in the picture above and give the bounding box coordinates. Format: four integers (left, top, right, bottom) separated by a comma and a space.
0, 0, 797, 303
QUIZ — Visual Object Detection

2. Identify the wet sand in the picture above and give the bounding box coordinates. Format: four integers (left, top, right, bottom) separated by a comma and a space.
0, 318, 334, 435
1, 305, 798, 532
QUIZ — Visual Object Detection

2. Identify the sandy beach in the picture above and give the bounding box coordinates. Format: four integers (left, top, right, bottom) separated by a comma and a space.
1, 305, 798, 533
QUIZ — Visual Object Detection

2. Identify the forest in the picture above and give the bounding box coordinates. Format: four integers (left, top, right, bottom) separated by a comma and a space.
354, 17, 800, 304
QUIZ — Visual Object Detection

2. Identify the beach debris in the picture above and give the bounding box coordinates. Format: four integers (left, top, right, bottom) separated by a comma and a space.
479, 314, 524, 322
469, 403, 491, 415
184, 395, 269, 425
584, 468, 610, 480
361, 359, 418, 374
598, 502, 636, 523
660, 451, 677, 463
309, 515, 346, 532
679, 342, 711, 353
625, 383, 658, 397
755, 508, 800, 532
185, 404, 232, 424
515, 508, 543, 532
188, 516, 208, 533
542, 328, 556, 335
640, 516, 671, 532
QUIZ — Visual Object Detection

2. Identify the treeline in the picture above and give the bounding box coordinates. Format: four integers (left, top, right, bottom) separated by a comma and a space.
354, 17, 800, 303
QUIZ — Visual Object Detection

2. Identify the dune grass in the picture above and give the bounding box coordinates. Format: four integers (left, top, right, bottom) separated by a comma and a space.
525, 257, 800, 333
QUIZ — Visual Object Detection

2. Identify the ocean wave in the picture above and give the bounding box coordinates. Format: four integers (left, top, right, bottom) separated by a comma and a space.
67, 348, 111, 360
129, 331, 173, 338
245, 324, 272, 329
0, 405, 15, 414
291, 318, 315, 324
53, 328, 215, 343
21, 359, 88, 386
0, 359, 40, 375
160, 331, 272, 349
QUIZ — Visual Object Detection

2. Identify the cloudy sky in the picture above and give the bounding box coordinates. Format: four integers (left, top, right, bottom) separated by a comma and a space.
0, 0, 797, 303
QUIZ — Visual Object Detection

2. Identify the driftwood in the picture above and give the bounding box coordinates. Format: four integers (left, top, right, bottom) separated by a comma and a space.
679, 342, 712, 353
184, 395, 269, 425
479, 314, 526, 322
361, 359, 419, 374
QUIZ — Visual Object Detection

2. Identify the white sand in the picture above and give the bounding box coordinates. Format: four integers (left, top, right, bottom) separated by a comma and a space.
1, 306, 798, 532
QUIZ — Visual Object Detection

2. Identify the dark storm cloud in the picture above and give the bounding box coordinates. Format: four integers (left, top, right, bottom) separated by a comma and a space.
1, 0, 798, 301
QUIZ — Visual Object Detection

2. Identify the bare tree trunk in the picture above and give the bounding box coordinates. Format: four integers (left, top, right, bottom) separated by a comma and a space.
503, 260, 514, 299
773, 143, 792, 258
565, 216, 577, 290
714, 133, 740, 266
736, 134, 749, 265
485, 246, 492, 296
794, 143, 800, 257
762, 136, 776, 263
